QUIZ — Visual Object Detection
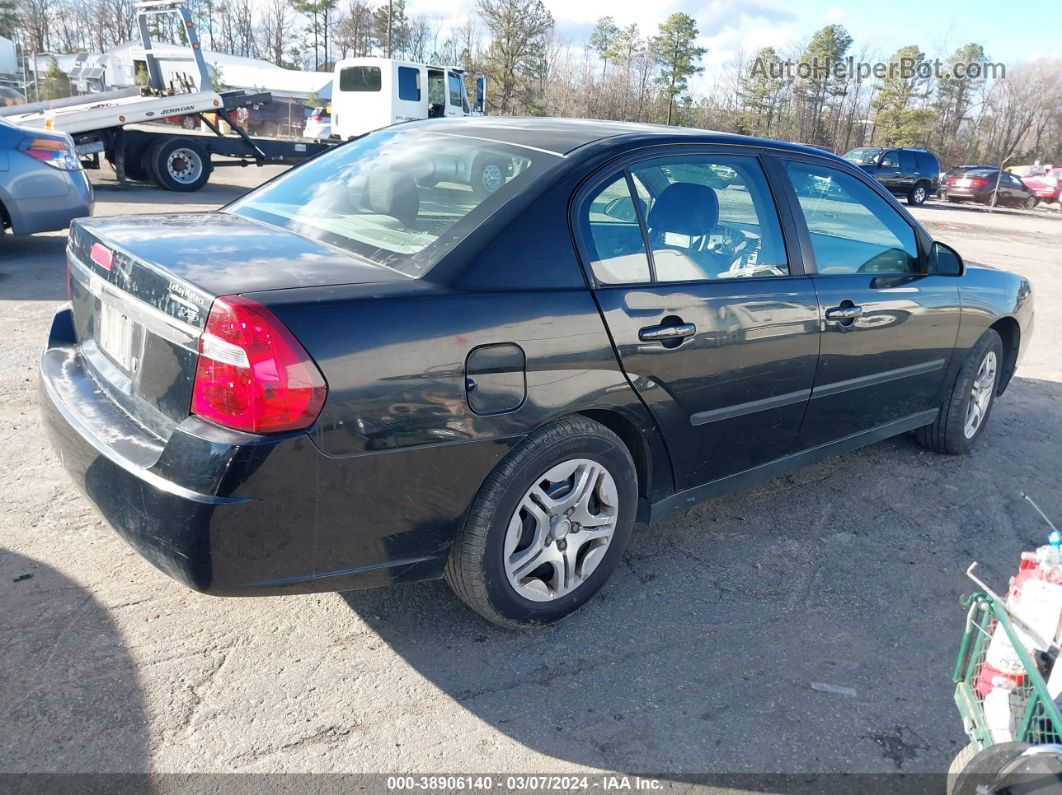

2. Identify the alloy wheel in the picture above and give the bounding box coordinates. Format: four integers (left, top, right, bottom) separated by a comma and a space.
913, 185, 926, 204
166, 148, 203, 185
481, 163, 504, 193
964, 350, 998, 439
503, 458, 618, 602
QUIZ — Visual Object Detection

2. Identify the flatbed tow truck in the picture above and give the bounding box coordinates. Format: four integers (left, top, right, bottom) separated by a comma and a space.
0, 0, 334, 191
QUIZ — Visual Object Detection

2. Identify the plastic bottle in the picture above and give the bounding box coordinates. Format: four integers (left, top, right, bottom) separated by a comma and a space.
984, 677, 1015, 742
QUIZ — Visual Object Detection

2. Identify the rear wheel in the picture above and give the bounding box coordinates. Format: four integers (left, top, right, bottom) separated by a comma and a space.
146, 138, 212, 192
445, 416, 637, 628
916, 329, 1003, 455
907, 182, 929, 205
1024, 195, 1039, 210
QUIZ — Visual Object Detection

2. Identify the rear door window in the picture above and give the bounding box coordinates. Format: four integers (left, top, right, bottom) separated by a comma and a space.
900, 151, 917, 171
785, 161, 920, 275
584, 174, 652, 284
629, 156, 789, 282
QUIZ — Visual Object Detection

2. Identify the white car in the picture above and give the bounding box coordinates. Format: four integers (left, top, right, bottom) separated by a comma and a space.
303, 107, 332, 140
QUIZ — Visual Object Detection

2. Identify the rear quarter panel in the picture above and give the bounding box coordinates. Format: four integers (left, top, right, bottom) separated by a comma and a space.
956, 264, 1034, 386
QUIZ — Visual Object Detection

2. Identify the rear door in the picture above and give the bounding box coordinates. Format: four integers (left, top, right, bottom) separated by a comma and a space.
578, 150, 820, 490
899, 150, 919, 193
779, 157, 961, 449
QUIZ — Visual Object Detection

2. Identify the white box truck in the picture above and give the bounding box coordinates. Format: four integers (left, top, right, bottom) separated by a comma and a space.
330, 58, 486, 140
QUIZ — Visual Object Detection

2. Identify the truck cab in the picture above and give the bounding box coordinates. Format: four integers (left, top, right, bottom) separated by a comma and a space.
331, 58, 485, 140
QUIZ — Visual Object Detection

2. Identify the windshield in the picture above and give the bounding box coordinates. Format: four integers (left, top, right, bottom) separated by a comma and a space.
843, 148, 883, 165
227, 128, 556, 276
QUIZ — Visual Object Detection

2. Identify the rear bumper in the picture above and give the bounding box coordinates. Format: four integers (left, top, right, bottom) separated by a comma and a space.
39, 306, 463, 596
7, 167, 93, 236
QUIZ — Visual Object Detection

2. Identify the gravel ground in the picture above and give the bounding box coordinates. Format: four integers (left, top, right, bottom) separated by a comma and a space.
1, 166, 1060, 783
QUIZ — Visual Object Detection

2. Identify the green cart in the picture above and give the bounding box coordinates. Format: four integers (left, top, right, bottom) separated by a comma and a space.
952, 592, 1062, 760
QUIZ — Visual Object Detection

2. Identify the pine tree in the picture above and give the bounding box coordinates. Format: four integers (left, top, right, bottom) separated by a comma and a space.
651, 13, 706, 126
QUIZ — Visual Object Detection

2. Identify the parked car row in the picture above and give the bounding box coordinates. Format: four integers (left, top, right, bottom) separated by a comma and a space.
842, 146, 940, 205
943, 167, 1041, 209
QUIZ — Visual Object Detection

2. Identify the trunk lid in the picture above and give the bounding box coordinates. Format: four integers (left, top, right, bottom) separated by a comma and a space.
67, 213, 404, 439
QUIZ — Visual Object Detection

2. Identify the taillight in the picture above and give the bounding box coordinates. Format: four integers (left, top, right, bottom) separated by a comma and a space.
947, 177, 958, 185
191, 295, 327, 433
970, 178, 987, 187
19, 135, 80, 170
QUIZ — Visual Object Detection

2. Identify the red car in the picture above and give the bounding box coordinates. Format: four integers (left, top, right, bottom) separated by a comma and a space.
1019, 166, 1062, 203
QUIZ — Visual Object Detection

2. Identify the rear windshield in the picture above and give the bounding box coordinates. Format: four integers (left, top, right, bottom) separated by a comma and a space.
226, 128, 557, 276
963, 169, 996, 178
339, 66, 381, 92
843, 148, 882, 165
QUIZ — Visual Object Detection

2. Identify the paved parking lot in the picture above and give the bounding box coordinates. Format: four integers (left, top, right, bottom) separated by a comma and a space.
1, 167, 1060, 781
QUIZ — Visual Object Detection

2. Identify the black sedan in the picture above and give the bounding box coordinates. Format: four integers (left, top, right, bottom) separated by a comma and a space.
944, 167, 1040, 208
40, 118, 1034, 628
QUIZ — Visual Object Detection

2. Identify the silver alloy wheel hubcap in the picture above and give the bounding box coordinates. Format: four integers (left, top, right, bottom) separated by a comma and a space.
964, 350, 997, 439
167, 149, 202, 184
482, 164, 503, 192
914, 186, 925, 202
503, 458, 619, 602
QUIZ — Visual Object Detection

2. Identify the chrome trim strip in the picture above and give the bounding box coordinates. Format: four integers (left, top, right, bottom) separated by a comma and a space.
811, 358, 947, 400
68, 249, 202, 346
689, 388, 812, 426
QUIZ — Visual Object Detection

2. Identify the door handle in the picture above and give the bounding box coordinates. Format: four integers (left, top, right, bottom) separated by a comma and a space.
639, 322, 697, 342
825, 304, 863, 321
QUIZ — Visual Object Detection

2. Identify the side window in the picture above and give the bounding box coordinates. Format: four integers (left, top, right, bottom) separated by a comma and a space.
584, 174, 651, 284
628, 155, 789, 282
448, 74, 463, 107
785, 161, 920, 275
916, 153, 936, 173
880, 151, 899, 168
397, 66, 420, 101
900, 151, 917, 171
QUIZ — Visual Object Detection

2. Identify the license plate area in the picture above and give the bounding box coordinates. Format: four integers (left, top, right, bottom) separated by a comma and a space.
98, 301, 135, 372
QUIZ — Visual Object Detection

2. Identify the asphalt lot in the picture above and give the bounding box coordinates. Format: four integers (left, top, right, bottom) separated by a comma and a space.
1, 166, 1061, 783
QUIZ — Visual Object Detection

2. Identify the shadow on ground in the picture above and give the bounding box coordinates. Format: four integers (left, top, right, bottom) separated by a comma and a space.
0, 550, 148, 774
341, 376, 1062, 783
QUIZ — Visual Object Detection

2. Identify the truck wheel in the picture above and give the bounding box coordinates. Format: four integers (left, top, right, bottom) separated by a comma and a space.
907, 182, 929, 205
147, 138, 212, 192
470, 155, 508, 198
916, 329, 1003, 455
445, 416, 637, 629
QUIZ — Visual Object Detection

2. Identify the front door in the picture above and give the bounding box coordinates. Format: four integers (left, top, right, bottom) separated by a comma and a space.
580, 153, 820, 491
780, 158, 961, 449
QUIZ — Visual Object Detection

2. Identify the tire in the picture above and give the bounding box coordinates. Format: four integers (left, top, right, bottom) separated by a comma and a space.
260, 120, 279, 138
470, 154, 508, 198
1024, 195, 1039, 210
445, 416, 638, 629
146, 138, 212, 192
947, 743, 979, 794
947, 196, 961, 203
949, 742, 1030, 795
916, 329, 1003, 455
907, 182, 929, 205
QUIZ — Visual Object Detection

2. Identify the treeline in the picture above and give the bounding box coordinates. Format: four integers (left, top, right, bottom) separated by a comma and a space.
5, 0, 1061, 166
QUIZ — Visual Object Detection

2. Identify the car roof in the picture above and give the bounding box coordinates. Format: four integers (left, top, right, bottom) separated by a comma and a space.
402, 116, 846, 161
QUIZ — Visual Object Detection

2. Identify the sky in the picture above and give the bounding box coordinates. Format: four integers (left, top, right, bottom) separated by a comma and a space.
404, 0, 1062, 88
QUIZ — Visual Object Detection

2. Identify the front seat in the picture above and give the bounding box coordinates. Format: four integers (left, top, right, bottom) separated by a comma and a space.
645, 182, 724, 280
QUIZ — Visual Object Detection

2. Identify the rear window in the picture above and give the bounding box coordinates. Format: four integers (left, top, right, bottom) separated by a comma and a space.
339, 66, 381, 92
226, 129, 559, 277
916, 152, 937, 172
843, 148, 882, 165
964, 169, 996, 178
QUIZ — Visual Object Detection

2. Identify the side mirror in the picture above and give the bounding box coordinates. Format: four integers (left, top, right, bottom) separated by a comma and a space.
929, 241, 964, 276
473, 76, 486, 115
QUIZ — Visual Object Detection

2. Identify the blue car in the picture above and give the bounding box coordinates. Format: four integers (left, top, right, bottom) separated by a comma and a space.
0, 118, 93, 246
